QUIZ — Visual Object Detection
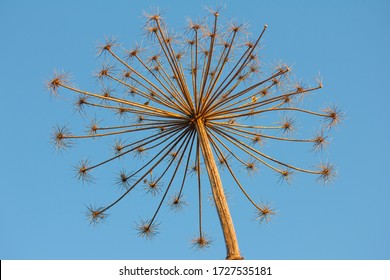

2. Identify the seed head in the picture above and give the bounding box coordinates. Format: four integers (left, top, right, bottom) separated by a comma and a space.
113, 139, 126, 155
95, 64, 115, 80
126, 44, 145, 60
323, 105, 343, 128
228, 20, 248, 34
134, 145, 147, 159
101, 87, 114, 99
251, 133, 264, 146
188, 162, 202, 175
280, 115, 296, 134
46, 71, 70, 95
51, 125, 73, 151
74, 95, 89, 113
255, 203, 276, 223
86, 205, 107, 225
87, 119, 100, 136
259, 88, 270, 97
168, 193, 187, 212
143, 7, 163, 22
244, 159, 258, 176
121, 70, 133, 80
144, 25, 159, 38
115, 169, 132, 190
75, 159, 94, 184
293, 81, 306, 93
168, 151, 180, 163
192, 234, 211, 250
115, 105, 130, 118
217, 154, 230, 169
278, 168, 294, 184
136, 220, 159, 240
97, 37, 119, 56
312, 131, 329, 152
135, 114, 146, 124
143, 176, 162, 196
316, 163, 336, 184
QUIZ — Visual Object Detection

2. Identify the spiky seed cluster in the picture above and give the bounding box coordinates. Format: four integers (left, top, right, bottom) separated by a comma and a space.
144, 176, 162, 196
245, 160, 258, 176
255, 203, 275, 223
75, 159, 94, 183
251, 133, 263, 146
323, 106, 343, 128
192, 234, 212, 250
86, 205, 108, 225
51, 125, 73, 150
47, 71, 70, 95
312, 131, 329, 152
137, 220, 159, 240
113, 139, 125, 155
317, 163, 336, 184
278, 168, 294, 184
116, 169, 132, 190
88, 119, 100, 135
217, 154, 229, 169
74, 95, 89, 113
48, 7, 341, 255
169, 193, 187, 212
280, 116, 295, 134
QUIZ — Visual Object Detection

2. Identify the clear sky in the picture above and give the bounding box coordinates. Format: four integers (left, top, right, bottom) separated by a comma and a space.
1, 0, 389, 260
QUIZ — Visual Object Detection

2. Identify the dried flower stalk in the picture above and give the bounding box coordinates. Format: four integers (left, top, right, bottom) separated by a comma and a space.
47, 7, 341, 260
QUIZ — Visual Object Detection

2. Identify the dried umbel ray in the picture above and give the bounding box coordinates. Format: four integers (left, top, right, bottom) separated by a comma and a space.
47, 7, 341, 260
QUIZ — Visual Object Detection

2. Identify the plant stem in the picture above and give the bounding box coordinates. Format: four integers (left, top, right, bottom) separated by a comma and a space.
195, 117, 243, 260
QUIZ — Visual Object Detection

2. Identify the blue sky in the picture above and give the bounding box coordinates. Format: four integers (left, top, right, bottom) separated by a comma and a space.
1, 0, 389, 260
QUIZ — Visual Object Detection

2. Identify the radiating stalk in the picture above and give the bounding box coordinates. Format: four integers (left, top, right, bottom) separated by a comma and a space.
194, 117, 243, 260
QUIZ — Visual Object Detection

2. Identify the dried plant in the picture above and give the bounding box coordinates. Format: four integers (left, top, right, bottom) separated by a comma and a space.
47, 7, 341, 260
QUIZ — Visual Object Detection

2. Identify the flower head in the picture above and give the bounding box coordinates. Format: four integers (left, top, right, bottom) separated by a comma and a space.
316, 163, 336, 184
86, 205, 108, 225
278, 168, 294, 184
136, 220, 159, 240
322, 105, 343, 128
255, 203, 276, 223
75, 159, 94, 184
113, 139, 126, 155
51, 125, 73, 151
192, 234, 212, 250
95, 64, 115, 80
168, 193, 187, 212
312, 131, 329, 152
115, 169, 133, 190
244, 159, 258, 176
143, 175, 162, 196
280, 115, 296, 134
46, 71, 70, 95
74, 95, 89, 113
97, 37, 119, 56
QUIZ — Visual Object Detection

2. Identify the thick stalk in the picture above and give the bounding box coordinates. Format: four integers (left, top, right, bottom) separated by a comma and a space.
195, 118, 243, 260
